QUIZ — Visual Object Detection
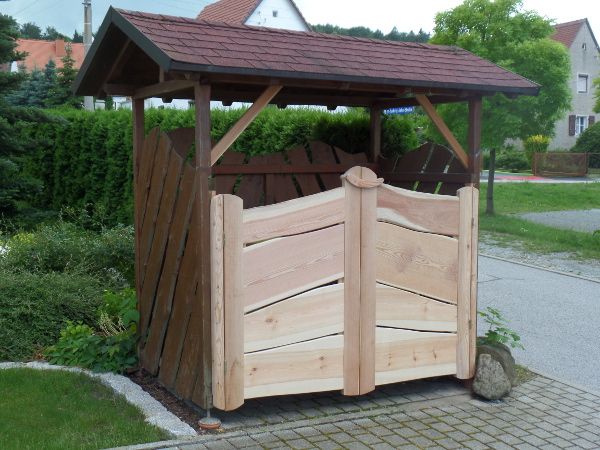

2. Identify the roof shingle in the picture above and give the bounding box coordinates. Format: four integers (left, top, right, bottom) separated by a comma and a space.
197, 0, 261, 24
552, 19, 586, 48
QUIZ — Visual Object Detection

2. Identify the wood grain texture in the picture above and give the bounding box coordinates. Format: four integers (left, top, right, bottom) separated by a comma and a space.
376, 284, 457, 332
311, 141, 341, 190
287, 145, 321, 196
342, 167, 361, 395
242, 187, 344, 244
263, 153, 298, 205
377, 184, 459, 237
456, 187, 474, 379
375, 328, 457, 385
211, 195, 226, 408
215, 151, 245, 195
243, 224, 344, 313
376, 222, 458, 304
132, 99, 145, 330
470, 189, 479, 378
244, 335, 344, 399
245, 283, 344, 353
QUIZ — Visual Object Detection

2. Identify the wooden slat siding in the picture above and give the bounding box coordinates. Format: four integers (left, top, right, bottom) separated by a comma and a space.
157, 205, 198, 389
377, 184, 460, 237
334, 146, 369, 166
469, 188, 479, 377
286, 146, 321, 196
359, 168, 378, 395
141, 163, 196, 375
167, 127, 195, 160
388, 143, 430, 190
376, 222, 459, 304
376, 284, 457, 332
244, 335, 344, 399
263, 153, 298, 205
437, 157, 467, 195
418, 145, 452, 193
139, 146, 185, 345
211, 195, 244, 411
456, 187, 475, 379
214, 163, 379, 175
343, 166, 361, 396
137, 128, 160, 231
243, 224, 345, 313
235, 154, 266, 208
375, 328, 457, 385
311, 141, 341, 190
245, 284, 344, 353
138, 135, 172, 338
215, 151, 245, 195
242, 188, 344, 244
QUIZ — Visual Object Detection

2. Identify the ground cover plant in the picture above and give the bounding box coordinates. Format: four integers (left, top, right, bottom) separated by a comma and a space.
479, 182, 600, 259
0, 368, 167, 450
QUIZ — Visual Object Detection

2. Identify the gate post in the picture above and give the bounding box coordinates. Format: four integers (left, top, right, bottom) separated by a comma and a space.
211, 194, 244, 411
342, 167, 383, 395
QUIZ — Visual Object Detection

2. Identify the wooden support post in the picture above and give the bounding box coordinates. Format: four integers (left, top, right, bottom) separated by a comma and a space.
415, 94, 469, 169
211, 85, 282, 165
369, 106, 382, 163
342, 166, 381, 395
194, 83, 214, 409
132, 98, 145, 305
457, 186, 478, 379
211, 195, 244, 411
468, 97, 483, 188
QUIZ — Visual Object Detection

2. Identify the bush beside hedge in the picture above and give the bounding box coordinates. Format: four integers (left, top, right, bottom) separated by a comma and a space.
573, 122, 600, 168
19, 108, 418, 226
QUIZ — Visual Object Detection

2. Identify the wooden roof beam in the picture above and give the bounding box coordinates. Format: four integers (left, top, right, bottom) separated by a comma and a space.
415, 94, 469, 169
96, 38, 135, 98
211, 85, 283, 166
133, 80, 195, 100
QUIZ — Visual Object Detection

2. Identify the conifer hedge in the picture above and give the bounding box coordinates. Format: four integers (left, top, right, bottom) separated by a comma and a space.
19, 107, 417, 225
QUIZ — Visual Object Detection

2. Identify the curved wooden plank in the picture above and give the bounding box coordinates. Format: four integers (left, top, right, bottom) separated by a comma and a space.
243, 224, 344, 312
244, 335, 344, 399
245, 284, 344, 353
242, 188, 344, 244
376, 222, 458, 303
376, 284, 457, 332
375, 328, 457, 385
377, 184, 459, 237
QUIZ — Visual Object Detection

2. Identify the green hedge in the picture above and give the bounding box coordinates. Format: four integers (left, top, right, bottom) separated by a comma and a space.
19, 107, 417, 225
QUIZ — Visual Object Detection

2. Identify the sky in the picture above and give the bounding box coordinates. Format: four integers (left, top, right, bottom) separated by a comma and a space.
0, 0, 598, 41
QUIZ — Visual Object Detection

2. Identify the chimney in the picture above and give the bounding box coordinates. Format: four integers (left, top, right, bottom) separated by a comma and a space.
55, 39, 66, 58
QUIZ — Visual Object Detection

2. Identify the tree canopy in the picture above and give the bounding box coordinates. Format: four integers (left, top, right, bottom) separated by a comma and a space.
430, 0, 571, 149
311, 24, 430, 43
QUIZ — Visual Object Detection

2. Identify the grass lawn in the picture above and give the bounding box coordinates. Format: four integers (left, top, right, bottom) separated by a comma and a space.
0, 369, 168, 450
478, 182, 600, 259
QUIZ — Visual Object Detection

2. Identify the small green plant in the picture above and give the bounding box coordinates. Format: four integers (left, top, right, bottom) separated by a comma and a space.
45, 289, 138, 373
523, 134, 550, 165
478, 307, 524, 350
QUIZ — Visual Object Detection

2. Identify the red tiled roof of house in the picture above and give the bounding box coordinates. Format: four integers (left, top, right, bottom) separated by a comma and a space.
112, 9, 537, 95
551, 19, 586, 48
197, 0, 261, 23
16, 39, 85, 72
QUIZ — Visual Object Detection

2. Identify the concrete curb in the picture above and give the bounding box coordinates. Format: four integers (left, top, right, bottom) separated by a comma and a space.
0, 361, 197, 438
479, 253, 600, 284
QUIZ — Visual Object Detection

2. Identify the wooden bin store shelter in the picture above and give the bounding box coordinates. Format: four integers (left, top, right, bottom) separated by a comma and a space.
74, 8, 539, 412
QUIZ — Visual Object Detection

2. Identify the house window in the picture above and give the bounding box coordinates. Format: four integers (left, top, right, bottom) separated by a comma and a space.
582, 43, 587, 50
578, 74, 589, 93
576, 115, 588, 135
272, 10, 278, 17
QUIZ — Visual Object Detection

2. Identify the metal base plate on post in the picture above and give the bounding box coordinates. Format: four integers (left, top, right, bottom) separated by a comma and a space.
198, 412, 221, 431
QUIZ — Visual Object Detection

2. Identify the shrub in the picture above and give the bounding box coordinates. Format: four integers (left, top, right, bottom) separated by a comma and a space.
478, 307, 524, 350
495, 148, 530, 172
0, 220, 134, 286
0, 270, 103, 361
573, 122, 600, 168
45, 289, 138, 373
523, 135, 550, 165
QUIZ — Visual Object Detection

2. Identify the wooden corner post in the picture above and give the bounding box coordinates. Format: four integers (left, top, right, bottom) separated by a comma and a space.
132, 98, 145, 318
468, 97, 482, 188
191, 83, 214, 409
369, 106, 382, 163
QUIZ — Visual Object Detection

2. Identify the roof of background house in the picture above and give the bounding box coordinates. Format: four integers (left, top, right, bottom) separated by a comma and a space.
75, 8, 540, 97
552, 18, 599, 51
16, 39, 85, 71
197, 0, 310, 30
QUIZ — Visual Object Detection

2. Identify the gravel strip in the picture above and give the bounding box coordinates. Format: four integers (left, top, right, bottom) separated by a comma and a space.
0, 361, 197, 438
519, 209, 600, 233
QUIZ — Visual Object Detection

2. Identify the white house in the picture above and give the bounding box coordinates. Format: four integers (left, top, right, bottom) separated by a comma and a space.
197, 0, 310, 31
550, 19, 599, 149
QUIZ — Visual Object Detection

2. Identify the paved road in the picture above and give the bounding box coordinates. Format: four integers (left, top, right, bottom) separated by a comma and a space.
478, 255, 600, 393
519, 209, 600, 233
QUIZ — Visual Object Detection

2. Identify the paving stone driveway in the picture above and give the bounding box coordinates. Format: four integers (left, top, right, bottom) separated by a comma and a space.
119, 375, 600, 450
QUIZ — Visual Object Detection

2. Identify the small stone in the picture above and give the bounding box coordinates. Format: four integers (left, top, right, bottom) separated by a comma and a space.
473, 354, 512, 400
477, 343, 517, 385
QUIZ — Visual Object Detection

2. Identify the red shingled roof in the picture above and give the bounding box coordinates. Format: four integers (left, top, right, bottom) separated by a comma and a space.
16, 39, 85, 72
109, 10, 539, 94
197, 0, 260, 24
552, 19, 586, 47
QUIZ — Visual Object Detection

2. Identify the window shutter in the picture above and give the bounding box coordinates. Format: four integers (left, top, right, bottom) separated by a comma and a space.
569, 115, 576, 136
589, 115, 596, 126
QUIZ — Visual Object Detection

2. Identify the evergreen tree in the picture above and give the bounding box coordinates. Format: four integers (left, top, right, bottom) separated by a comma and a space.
19, 22, 42, 39
311, 23, 430, 43
46, 45, 82, 109
42, 26, 70, 41
72, 30, 84, 43
6, 59, 57, 107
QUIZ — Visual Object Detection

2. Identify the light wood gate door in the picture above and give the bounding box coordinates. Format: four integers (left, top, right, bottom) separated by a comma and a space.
211, 167, 478, 411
